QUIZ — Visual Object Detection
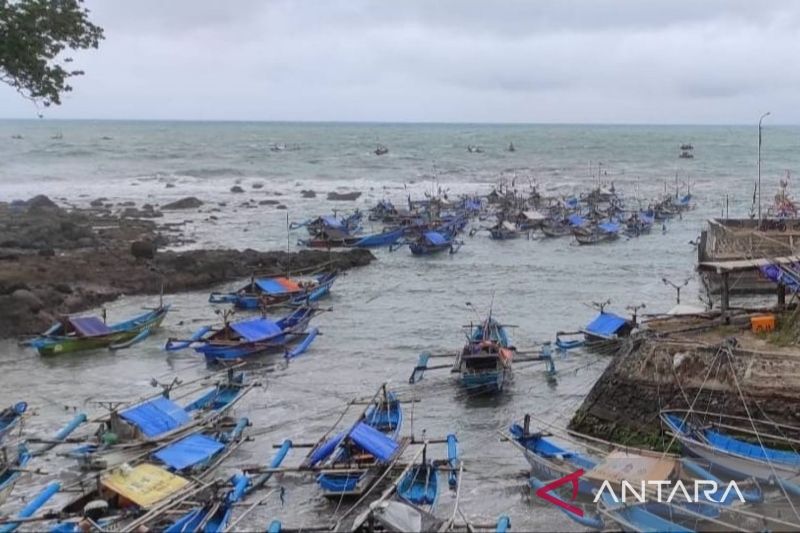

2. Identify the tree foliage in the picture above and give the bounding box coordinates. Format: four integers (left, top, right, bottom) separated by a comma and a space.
0, 0, 103, 106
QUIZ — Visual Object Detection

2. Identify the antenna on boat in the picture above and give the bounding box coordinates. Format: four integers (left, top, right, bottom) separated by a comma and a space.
662, 277, 691, 305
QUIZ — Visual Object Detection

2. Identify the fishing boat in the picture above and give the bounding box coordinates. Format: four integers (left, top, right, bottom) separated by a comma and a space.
540, 218, 572, 238
661, 410, 800, 488
21, 304, 170, 356
300, 227, 404, 248
624, 212, 655, 237
454, 316, 514, 394
407, 230, 460, 255
517, 210, 546, 231
209, 272, 337, 309
375, 143, 389, 156
48, 418, 250, 533
507, 416, 762, 532
307, 386, 406, 498
573, 221, 621, 245
489, 220, 521, 240
65, 371, 253, 470
581, 310, 634, 345
398, 457, 438, 507
165, 306, 320, 363
0, 445, 31, 506
165, 440, 291, 532
0, 403, 26, 444
291, 212, 363, 236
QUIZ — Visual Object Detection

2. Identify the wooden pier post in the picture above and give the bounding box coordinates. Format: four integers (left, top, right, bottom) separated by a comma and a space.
778, 283, 786, 310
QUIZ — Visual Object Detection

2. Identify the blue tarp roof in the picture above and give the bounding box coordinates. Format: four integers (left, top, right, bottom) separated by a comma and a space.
154, 433, 224, 471
254, 278, 292, 294
120, 397, 191, 438
321, 215, 344, 229
568, 214, 586, 227
598, 222, 620, 233
424, 231, 447, 245
639, 213, 655, 224
584, 312, 628, 338
230, 318, 282, 342
349, 422, 399, 462
566, 198, 579, 207
307, 422, 399, 466
69, 316, 113, 337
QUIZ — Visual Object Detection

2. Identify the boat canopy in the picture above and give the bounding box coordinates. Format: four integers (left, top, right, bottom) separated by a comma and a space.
101, 464, 189, 509
154, 433, 225, 471
598, 222, 620, 233
321, 215, 344, 229
639, 213, 655, 224
424, 232, 447, 245
68, 316, 113, 337
567, 214, 586, 227
254, 277, 302, 294
308, 422, 399, 466
584, 312, 627, 338
120, 396, 191, 438
230, 318, 282, 342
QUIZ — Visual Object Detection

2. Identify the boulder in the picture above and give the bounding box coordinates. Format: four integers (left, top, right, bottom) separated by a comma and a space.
230, 186, 245, 194
11, 289, 44, 312
162, 197, 203, 210
327, 191, 362, 201
27, 195, 59, 210
131, 240, 156, 260
301, 190, 317, 198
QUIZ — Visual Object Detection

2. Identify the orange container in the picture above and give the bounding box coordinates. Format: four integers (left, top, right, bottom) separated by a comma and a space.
751, 314, 775, 333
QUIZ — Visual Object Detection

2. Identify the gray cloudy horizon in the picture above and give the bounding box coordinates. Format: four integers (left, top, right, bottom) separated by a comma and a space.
1, 0, 798, 124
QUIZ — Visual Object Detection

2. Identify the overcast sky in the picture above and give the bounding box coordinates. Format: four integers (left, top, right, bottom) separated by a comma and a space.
1, 0, 798, 123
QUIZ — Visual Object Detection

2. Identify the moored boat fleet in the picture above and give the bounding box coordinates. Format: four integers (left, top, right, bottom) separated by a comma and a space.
9, 177, 800, 532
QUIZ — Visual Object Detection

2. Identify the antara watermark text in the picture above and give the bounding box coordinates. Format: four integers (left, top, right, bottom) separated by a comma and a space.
593, 479, 746, 504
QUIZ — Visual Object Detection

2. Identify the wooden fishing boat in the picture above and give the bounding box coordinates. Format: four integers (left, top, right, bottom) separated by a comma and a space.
489, 220, 521, 240
291, 212, 363, 236
300, 227, 404, 249
307, 386, 405, 498
0, 402, 26, 444
21, 304, 170, 356
573, 221, 620, 245
661, 410, 800, 488
541, 219, 572, 237
398, 459, 438, 507
65, 371, 253, 470
407, 230, 460, 255
47, 418, 250, 533
507, 416, 762, 532
209, 272, 337, 309
624, 212, 654, 237
165, 307, 320, 364
0, 445, 30, 506
454, 317, 514, 394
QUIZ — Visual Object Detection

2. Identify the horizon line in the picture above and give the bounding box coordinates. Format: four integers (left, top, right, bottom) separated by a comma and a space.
0, 117, 796, 127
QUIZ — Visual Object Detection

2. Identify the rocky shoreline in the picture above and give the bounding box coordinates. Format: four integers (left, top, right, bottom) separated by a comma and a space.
0, 196, 375, 338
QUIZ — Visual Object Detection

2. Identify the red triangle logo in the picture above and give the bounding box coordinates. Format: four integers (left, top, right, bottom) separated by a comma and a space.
534, 469, 585, 517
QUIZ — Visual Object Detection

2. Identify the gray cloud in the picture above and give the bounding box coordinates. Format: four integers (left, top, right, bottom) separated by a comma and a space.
0, 0, 798, 123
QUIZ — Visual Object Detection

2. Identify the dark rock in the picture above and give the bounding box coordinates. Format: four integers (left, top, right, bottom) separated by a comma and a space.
252, 182, 264, 189
230, 186, 245, 194
37, 248, 55, 257
118, 201, 136, 207
165, 183, 176, 188
301, 190, 317, 198
131, 240, 156, 260
27, 195, 59, 210
259, 200, 280, 205
276, 204, 288, 210
11, 289, 44, 312
162, 197, 203, 210
327, 191, 362, 201
90, 198, 106, 207
52, 283, 72, 294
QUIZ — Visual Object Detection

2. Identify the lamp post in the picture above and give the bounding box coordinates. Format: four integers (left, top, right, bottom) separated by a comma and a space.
758, 111, 771, 225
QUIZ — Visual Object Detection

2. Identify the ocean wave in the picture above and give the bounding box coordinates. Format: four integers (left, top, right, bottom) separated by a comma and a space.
175, 167, 246, 178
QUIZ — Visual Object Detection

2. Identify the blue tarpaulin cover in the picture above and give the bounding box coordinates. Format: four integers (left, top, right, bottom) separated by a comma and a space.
154, 433, 224, 470
230, 318, 282, 342
307, 422, 399, 466
568, 214, 586, 227
120, 397, 191, 438
254, 278, 292, 294
584, 312, 627, 338
598, 222, 620, 233
639, 213, 655, 224
321, 216, 344, 229
69, 316, 113, 337
424, 232, 447, 245
349, 422, 399, 462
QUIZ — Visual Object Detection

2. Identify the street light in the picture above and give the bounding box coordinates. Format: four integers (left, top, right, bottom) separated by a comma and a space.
758, 111, 771, 225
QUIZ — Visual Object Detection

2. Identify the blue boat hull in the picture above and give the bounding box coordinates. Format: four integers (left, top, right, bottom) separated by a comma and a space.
461, 369, 509, 394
